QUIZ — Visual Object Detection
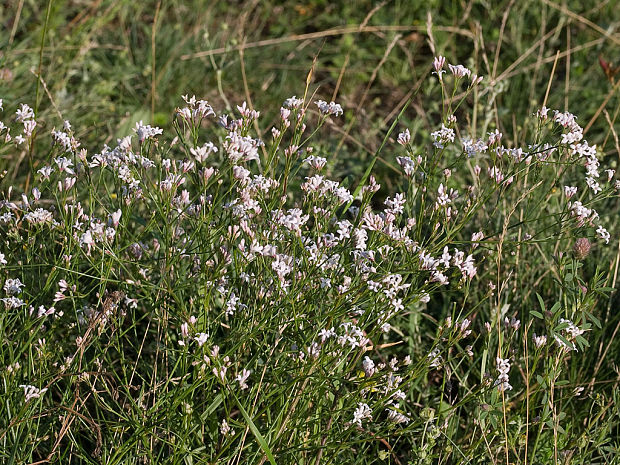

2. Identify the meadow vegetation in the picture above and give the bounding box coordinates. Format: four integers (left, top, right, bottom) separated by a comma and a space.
0, 1, 619, 464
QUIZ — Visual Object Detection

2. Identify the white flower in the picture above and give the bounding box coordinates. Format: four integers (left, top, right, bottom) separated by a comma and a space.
2, 296, 25, 309
303, 155, 327, 170
586, 177, 601, 194
190, 142, 218, 163
428, 348, 442, 367
19, 384, 48, 402
283, 96, 304, 109
318, 327, 336, 343
220, 419, 233, 436
387, 408, 410, 424
59, 177, 76, 191
134, 121, 163, 142
225, 293, 241, 316
315, 100, 343, 117
37, 166, 54, 180
396, 155, 418, 177
110, 209, 122, 228
362, 356, 376, 377
461, 137, 488, 157
564, 186, 577, 199
470, 74, 484, 85
488, 166, 504, 183
533, 333, 547, 349
397, 129, 411, 145
352, 403, 372, 427
448, 64, 471, 78
237, 101, 259, 119
52, 130, 73, 151
435, 183, 457, 208
80, 230, 94, 247
3, 278, 24, 295
555, 318, 586, 352
224, 132, 261, 164
597, 226, 610, 244
23, 119, 37, 137
433, 56, 446, 74
495, 357, 512, 392
54, 156, 74, 174
459, 318, 472, 337
537, 106, 549, 120
430, 124, 455, 148
15, 103, 34, 122
235, 369, 251, 390
194, 332, 209, 347
179, 95, 216, 121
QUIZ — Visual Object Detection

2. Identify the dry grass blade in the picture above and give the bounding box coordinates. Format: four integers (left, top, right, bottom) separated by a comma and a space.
584, 79, 620, 134
542, 51, 561, 109
181, 25, 475, 60
603, 109, 620, 157
540, 0, 620, 46
491, 0, 516, 80
331, 1, 386, 101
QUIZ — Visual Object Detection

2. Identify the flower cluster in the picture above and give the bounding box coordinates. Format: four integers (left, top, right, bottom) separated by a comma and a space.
495, 357, 512, 392
0, 56, 616, 463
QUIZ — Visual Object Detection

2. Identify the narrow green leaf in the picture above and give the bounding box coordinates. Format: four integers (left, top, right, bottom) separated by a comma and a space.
232, 393, 277, 465
587, 312, 601, 329
200, 393, 223, 422
576, 335, 590, 348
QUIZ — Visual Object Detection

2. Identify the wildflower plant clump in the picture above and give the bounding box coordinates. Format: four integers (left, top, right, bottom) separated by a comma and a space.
0, 59, 618, 463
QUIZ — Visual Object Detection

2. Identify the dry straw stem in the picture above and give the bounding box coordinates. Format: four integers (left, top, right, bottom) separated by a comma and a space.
9, 43, 126, 55
491, 0, 516, 81
602, 103, 620, 150
542, 51, 561, 111
493, 0, 617, 85
540, 0, 620, 46
181, 25, 475, 60
584, 79, 620, 134
603, 109, 620, 157
330, 0, 386, 101
8, 0, 25, 44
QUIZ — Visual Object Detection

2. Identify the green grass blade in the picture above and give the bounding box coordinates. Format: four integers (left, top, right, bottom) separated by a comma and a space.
232, 393, 277, 465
